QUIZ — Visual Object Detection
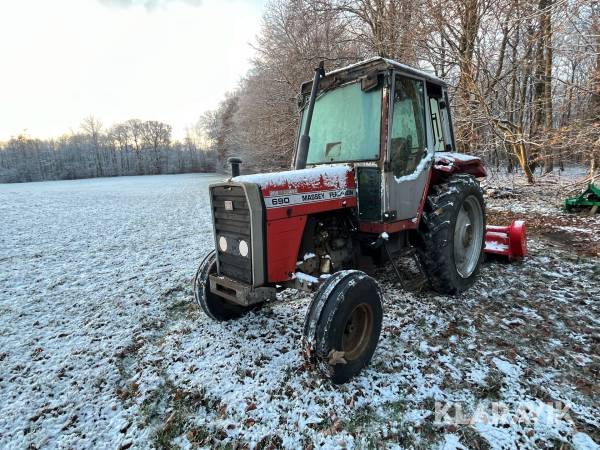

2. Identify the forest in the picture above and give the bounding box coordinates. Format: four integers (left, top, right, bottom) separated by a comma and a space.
2, 0, 597, 185
202, 0, 599, 183
0, 117, 215, 183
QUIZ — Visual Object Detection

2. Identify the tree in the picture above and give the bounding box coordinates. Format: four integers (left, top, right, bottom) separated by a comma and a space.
81, 115, 105, 177
0, 117, 213, 183
142, 120, 172, 174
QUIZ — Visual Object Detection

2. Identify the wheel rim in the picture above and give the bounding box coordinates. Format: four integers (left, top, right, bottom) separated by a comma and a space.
453, 195, 484, 278
341, 304, 373, 360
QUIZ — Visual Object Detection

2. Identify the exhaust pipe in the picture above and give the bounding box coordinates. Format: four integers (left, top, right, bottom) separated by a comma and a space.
228, 157, 242, 177
295, 61, 325, 170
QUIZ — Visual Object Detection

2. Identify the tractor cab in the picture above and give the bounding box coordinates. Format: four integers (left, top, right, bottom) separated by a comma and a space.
294, 57, 461, 228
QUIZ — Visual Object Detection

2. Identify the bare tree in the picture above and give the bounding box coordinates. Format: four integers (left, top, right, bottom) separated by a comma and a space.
0, 118, 214, 183
142, 120, 172, 174
81, 115, 105, 177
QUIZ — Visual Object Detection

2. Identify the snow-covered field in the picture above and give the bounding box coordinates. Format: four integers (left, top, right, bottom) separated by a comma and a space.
1, 173, 598, 449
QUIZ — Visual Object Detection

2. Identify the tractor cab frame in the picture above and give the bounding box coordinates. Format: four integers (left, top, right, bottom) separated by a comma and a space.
294, 57, 468, 234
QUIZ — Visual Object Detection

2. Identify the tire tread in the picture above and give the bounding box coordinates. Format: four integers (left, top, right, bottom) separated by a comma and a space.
416, 174, 485, 294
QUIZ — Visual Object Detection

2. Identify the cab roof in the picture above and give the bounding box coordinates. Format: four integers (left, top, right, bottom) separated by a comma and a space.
300, 57, 447, 95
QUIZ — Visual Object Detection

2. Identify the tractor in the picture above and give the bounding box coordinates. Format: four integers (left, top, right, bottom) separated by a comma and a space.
193, 57, 524, 384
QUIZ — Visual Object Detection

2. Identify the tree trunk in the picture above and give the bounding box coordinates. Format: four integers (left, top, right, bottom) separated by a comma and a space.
513, 139, 535, 184
542, 0, 554, 173
591, 1, 600, 126
455, 0, 480, 153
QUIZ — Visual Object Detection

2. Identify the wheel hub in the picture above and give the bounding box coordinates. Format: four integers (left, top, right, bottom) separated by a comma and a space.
462, 223, 473, 247
342, 304, 373, 361
453, 195, 484, 279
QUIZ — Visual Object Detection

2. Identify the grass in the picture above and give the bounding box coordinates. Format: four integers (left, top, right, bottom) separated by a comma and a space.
115, 225, 599, 448
475, 368, 504, 401
149, 379, 213, 449
458, 426, 491, 449
345, 405, 377, 434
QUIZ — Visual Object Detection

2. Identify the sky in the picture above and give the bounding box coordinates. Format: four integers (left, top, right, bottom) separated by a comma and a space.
0, 0, 265, 141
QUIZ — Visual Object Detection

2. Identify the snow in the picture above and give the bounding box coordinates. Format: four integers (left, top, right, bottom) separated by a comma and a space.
485, 241, 509, 252
439, 433, 467, 450
1, 171, 599, 449
0, 174, 224, 449
491, 358, 521, 379
559, 225, 594, 235
394, 152, 433, 183
435, 152, 482, 162
573, 432, 600, 450
233, 164, 352, 190
467, 367, 489, 385
293, 272, 319, 284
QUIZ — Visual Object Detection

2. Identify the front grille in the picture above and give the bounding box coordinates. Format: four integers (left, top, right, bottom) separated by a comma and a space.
211, 185, 252, 284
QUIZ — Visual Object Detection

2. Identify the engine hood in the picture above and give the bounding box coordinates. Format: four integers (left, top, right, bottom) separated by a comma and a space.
232, 164, 356, 198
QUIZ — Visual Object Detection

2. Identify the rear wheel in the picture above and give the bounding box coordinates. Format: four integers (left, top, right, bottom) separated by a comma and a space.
302, 270, 383, 384
193, 251, 255, 321
416, 174, 485, 294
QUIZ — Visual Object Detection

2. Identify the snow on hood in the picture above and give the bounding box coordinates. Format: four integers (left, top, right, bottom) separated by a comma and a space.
232, 164, 354, 190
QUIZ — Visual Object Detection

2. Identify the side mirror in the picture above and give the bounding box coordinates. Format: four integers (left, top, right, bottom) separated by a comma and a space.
296, 93, 306, 110
439, 100, 447, 109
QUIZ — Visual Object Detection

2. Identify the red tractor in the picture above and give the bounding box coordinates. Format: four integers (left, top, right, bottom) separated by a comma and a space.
193, 57, 524, 384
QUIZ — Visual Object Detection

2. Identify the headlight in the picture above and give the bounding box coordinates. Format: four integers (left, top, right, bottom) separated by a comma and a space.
218, 236, 228, 252
238, 240, 249, 257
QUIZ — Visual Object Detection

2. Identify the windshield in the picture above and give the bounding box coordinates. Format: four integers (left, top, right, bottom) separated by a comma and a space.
300, 81, 381, 164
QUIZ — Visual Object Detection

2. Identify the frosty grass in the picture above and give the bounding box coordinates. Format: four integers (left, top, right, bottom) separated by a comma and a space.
1, 172, 598, 449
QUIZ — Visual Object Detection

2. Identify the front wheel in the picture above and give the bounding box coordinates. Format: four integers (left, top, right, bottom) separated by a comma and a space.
193, 251, 255, 321
302, 270, 383, 384
416, 174, 486, 294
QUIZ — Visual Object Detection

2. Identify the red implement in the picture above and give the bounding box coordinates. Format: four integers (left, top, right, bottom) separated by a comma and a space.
484, 220, 527, 260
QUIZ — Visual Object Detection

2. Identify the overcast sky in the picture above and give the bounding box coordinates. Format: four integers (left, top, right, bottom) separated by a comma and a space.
0, 0, 265, 141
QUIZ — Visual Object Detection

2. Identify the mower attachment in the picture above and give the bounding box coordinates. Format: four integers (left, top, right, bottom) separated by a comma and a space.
484, 220, 527, 260
564, 183, 600, 213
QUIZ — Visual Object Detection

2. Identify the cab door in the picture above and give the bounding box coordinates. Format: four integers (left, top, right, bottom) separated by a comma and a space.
383, 73, 433, 221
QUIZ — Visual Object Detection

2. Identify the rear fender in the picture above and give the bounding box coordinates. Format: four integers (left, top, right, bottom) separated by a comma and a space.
431, 152, 487, 184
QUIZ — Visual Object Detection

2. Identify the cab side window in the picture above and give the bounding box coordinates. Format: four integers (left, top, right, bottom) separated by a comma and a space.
429, 97, 446, 152
427, 82, 452, 152
390, 76, 426, 178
